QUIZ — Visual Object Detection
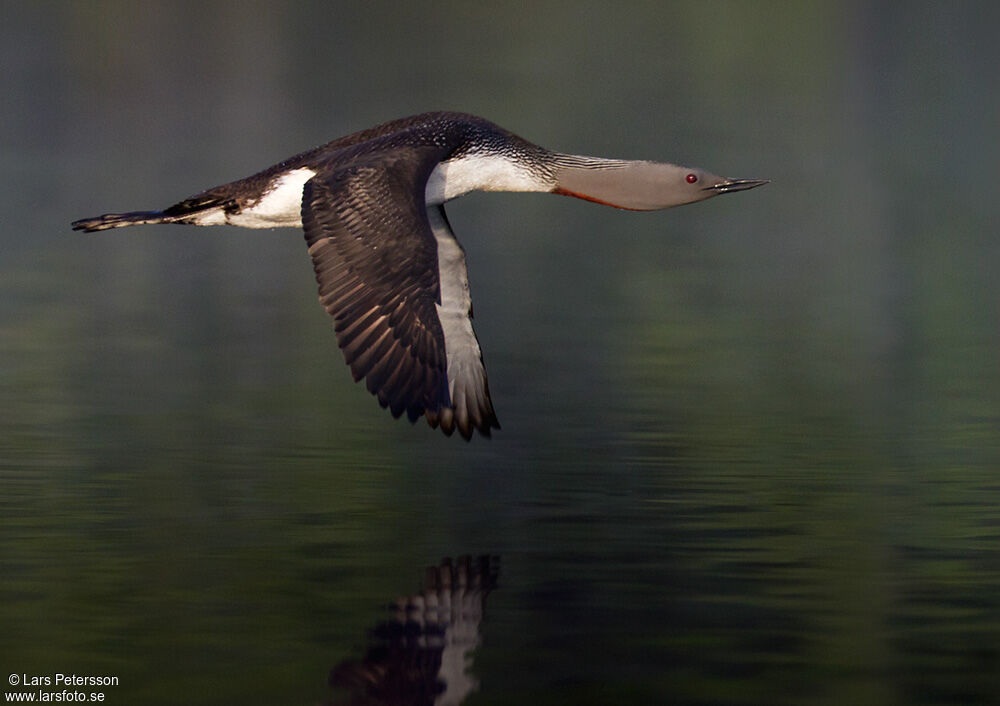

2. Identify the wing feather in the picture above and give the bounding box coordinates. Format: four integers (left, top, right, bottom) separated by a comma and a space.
301, 150, 499, 437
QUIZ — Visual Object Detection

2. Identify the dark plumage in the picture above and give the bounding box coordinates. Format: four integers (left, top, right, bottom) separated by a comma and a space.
72, 112, 766, 439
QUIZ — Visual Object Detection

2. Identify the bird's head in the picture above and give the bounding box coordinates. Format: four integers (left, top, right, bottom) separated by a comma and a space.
552, 158, 768, 211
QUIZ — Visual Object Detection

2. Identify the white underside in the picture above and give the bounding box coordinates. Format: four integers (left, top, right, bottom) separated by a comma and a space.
193, 167, 317, 228
426, 154, 549, 205
193, 154, 547, 229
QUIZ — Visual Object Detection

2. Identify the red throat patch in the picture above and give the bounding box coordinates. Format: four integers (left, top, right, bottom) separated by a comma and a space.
551, 187, 643, 211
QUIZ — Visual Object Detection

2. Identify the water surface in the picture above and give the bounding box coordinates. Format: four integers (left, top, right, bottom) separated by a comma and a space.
2, 3, 999, 704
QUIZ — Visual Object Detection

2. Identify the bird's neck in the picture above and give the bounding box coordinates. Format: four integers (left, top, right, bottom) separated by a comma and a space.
424, 149, 694, 212
425, 152, 555, 205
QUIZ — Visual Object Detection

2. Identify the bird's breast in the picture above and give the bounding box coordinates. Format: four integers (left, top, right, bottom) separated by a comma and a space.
425, 154, 551, 205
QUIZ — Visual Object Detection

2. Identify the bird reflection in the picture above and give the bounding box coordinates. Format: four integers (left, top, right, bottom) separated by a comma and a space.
328, 555, 500, 706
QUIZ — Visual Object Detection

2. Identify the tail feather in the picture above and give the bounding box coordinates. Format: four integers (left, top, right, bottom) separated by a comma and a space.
71, 211, 171, 232
73, 192, 233, 232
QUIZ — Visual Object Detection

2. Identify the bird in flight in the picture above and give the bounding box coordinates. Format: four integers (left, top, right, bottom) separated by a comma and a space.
73, 112, 767, 439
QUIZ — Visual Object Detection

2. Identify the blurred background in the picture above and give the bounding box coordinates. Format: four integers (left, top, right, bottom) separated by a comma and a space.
2, 1, 999, 704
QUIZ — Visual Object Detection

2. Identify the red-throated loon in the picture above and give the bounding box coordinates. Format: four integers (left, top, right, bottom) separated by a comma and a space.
72, 111, 768, 439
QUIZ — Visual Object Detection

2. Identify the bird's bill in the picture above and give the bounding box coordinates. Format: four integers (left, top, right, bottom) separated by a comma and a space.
705, 178, 770, 194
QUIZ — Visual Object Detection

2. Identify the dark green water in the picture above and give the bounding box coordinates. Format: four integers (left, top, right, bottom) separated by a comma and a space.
3, 2, 999, 704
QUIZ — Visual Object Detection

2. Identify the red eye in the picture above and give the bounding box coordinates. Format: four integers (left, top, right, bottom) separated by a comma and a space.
686, 173, 698, 184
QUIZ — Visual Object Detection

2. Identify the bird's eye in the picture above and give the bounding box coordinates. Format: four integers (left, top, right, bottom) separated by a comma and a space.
686, 173, 698, 184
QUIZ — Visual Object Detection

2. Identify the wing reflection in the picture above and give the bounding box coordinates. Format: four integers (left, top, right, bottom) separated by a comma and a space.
329, 555, 500, 706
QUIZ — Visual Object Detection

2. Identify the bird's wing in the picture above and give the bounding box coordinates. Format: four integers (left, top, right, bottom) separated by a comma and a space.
301, 148, 499, 438
424, 204, 499, 437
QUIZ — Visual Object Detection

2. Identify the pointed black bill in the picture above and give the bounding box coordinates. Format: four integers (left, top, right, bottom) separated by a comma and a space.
706, 178, 770, 194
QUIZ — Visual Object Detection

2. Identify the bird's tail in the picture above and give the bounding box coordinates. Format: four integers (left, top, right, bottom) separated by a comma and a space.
71, 211, 174, 232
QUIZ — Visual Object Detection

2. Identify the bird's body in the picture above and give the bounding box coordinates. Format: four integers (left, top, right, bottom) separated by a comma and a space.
73, 111, 766, 439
